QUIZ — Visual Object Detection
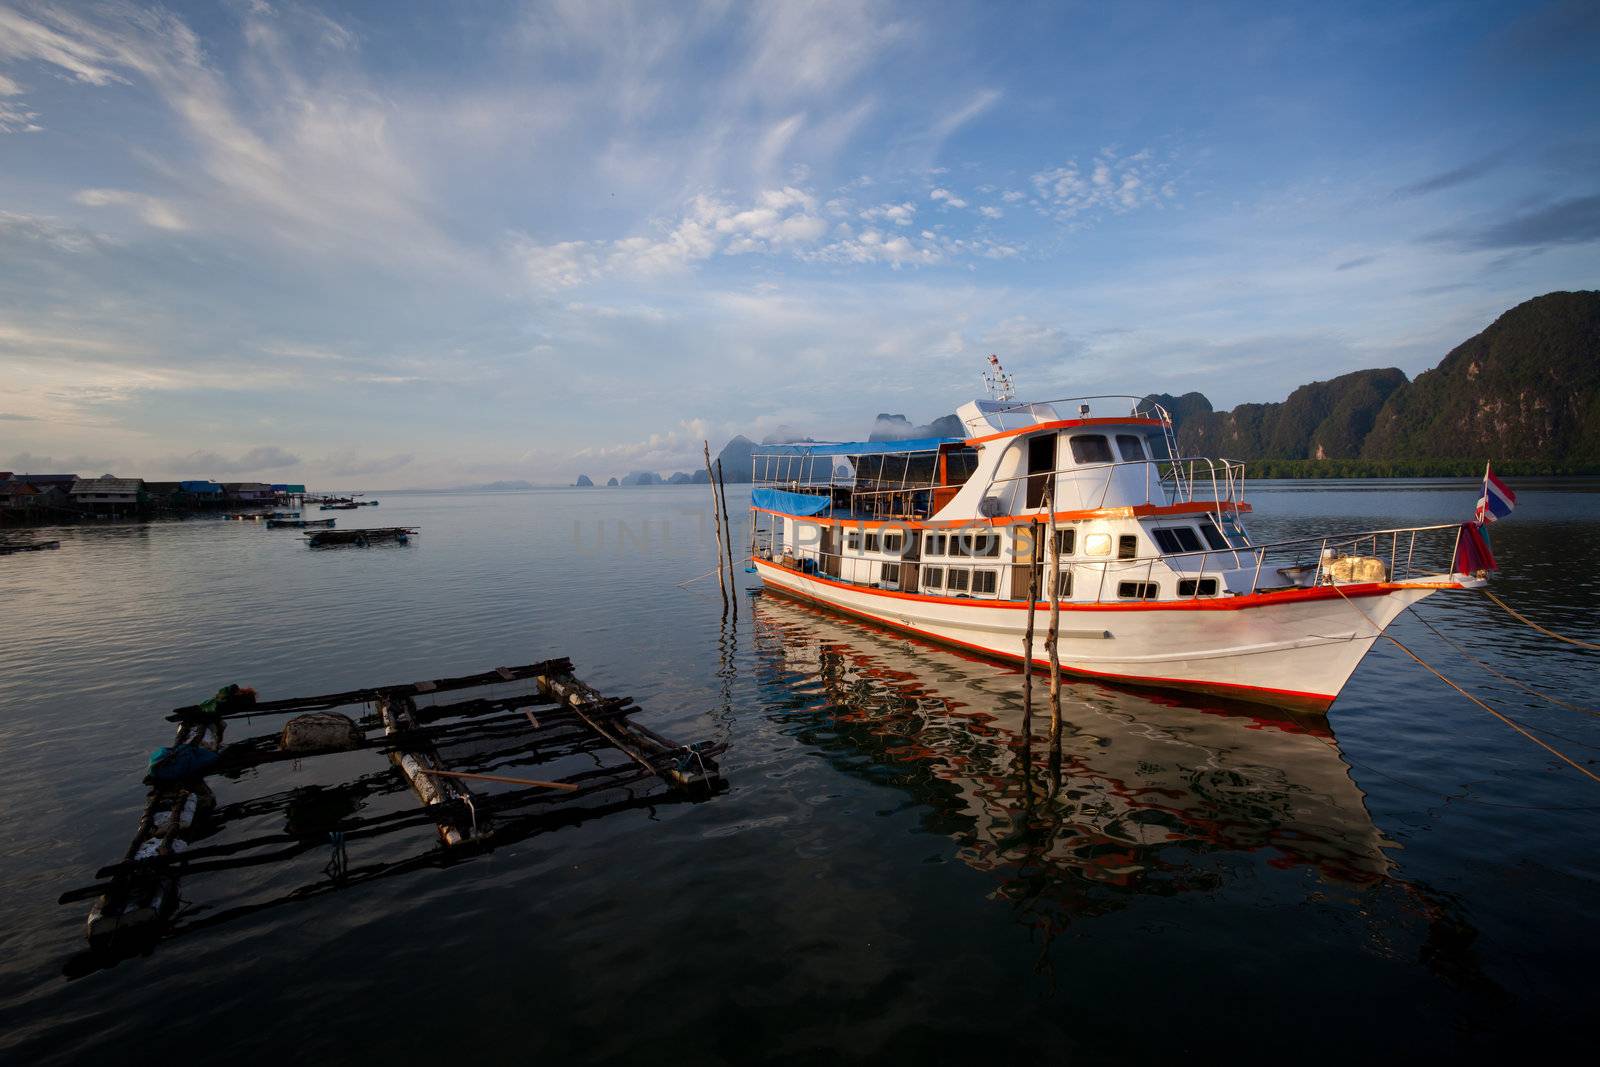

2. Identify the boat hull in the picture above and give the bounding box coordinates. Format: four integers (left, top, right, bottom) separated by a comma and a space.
753, 559, 1440, 711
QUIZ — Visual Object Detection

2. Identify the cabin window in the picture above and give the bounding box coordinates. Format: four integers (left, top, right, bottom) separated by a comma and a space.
947, 569, 971, 593
925, 533, 946, 556
1116, 434, 1146, 461
883, 532, 904, 555
1177, 578, 1218, 597
1054, 528, 1076, 556
959, 531, 1001, 557
1152, 526, 1204, 554
1118, 535, 1139, 560
1198, 519, 1229, 551
865, 532, 880, 553
880, 563, 900, 588
1057, 570, 1073, 598
1084, 533, 1112, 556
972, 570, 998, 596
846, 529, 861, 552
922, 566, 944, 591
1070, 435, 1115, 464
1118, 581, 1160, 600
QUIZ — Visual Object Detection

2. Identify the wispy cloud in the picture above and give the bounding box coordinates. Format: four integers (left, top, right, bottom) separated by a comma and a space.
1393, 150, 1510, 198
1423, 194, 1600, 251
162, 445, 302, 474
74, 188, 186, 230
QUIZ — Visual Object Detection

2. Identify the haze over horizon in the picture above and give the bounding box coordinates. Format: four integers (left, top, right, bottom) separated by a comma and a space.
2, 0, 1597, 488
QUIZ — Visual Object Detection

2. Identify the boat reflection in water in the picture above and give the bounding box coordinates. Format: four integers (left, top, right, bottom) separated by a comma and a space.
752, 592, 1396, 927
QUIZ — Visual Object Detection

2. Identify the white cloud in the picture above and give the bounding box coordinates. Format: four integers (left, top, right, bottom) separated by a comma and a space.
1001, 189, 1026, 203
930, 187, 969, 209
74, 188, 187, 230
978, 205, 1003, 219
1030, 148, 1175, 221
512, 186, 829, 290
859, 201, 917, 226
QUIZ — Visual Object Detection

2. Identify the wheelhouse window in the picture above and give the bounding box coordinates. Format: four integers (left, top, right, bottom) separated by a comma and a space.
1084, 533, 1112, 556
922, 566, 944, 591
924, 533, 946, 556
1070, 435, 1114, 465
971, 570, 998, 596
1118, 581, 1159, 600
1177, 578, 1218, 597
1118, 535, 1139, 560
865, 532, 880, 553
882, 532, 904, 555
1198, 518, 1229, 551
1152, 526, 1204, 554
1054, 528, 1076, 556
846, 529, 861, 552
1116, 434, 1146, 461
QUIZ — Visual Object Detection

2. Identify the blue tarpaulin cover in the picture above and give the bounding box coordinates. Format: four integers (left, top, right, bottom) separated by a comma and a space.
754, 437, 959, 457
751, 487, 832, 515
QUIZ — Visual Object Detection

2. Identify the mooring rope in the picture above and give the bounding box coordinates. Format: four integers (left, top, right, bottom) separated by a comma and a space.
1412, 611, 1600, 720
1482, 590, 1600, 651
675, 566, 721, 588
1384, 634, 1600, 785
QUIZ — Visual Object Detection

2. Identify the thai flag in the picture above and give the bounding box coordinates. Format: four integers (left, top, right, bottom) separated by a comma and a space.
1474, 463, 1516, 524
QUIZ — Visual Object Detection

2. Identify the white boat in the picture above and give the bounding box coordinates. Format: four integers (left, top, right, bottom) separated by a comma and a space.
748, 375, 1487, 712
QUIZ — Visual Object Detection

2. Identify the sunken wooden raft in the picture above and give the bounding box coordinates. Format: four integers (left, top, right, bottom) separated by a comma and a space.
80, 658, 726, 948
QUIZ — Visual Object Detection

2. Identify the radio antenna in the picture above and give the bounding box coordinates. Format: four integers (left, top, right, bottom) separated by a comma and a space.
983, 354, 1016, 401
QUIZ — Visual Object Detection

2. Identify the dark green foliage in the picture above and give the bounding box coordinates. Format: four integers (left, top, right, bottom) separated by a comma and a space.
1143, 291, 1598, 470
1360, 290, 1600, 464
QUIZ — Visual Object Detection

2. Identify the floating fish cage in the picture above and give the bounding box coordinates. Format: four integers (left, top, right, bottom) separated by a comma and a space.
61, 659, 726, 961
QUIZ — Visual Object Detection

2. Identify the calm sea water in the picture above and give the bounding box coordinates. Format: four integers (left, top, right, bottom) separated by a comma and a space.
2, 481, 1597, 1063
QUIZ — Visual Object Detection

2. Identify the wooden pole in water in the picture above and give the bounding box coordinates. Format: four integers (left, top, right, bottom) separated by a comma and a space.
1044, 481, 1063, 752
716, 457, 738, 619
1022, 519, 1039, 741
703, 441, 729, 613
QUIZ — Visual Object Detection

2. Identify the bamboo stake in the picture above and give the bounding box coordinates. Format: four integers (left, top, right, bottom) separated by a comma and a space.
1022, 519, 1039, 741
417, 768, 579, 791
1045, 481, 1063, 753
716, 457, 738, 619
703, 441, 729, 613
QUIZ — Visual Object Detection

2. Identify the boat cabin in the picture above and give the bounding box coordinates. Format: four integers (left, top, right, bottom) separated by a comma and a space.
752, 396, 1258, 605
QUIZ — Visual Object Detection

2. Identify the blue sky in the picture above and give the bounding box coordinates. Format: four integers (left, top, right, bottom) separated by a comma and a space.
1, 0, 1596, 486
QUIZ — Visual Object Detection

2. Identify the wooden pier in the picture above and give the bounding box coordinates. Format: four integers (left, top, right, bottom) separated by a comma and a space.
64, 659, 726, 955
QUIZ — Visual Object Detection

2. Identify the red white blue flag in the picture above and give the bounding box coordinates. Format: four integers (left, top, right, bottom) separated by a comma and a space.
1474, 462, 1516, 524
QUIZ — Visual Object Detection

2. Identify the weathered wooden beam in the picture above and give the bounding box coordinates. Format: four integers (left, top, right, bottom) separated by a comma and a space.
535, 671, 723, 794
167, 657, 574, 720
378, 692, 480, 846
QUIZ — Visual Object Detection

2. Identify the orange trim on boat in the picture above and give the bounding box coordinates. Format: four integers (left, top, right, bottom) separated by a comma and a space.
751, 499, 1251, 531
751, 556, 1456, 611
758, 569, 1339, 708
964, 416, 1165, 447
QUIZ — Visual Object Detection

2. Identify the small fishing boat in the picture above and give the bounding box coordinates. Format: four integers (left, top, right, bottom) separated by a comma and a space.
266, 518, 335, 529
305, 526, 416, 547
0, 539, 61, 555
748, 358, 1492, 711
320, 503, 360, 511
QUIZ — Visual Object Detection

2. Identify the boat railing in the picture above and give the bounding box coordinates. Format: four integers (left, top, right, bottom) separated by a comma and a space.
960, 394, 1171, 434
751, 521, 1467, 604
976, 454, 1246, 516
